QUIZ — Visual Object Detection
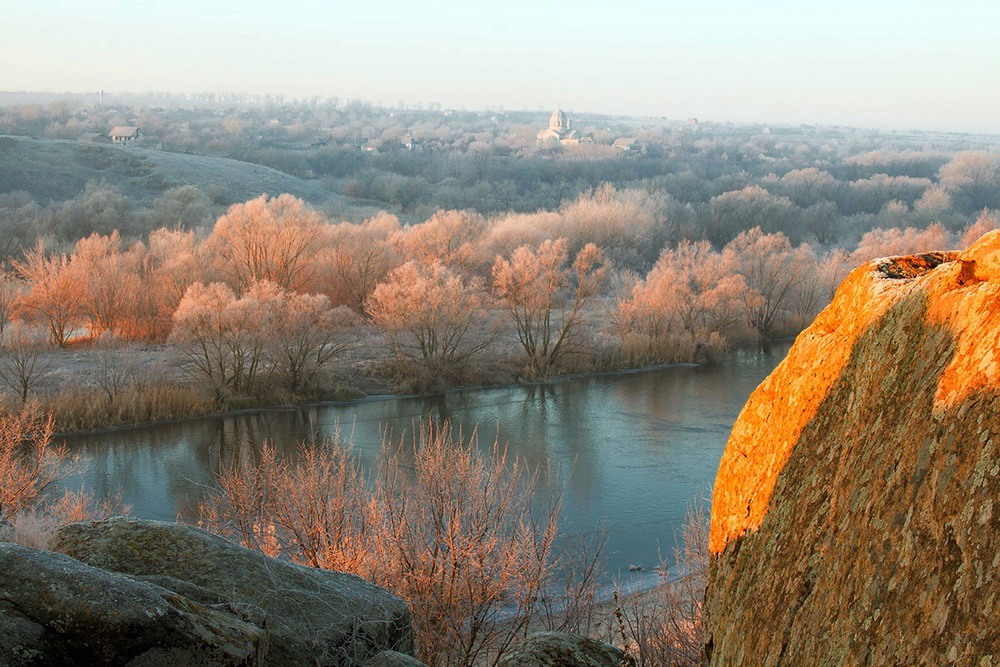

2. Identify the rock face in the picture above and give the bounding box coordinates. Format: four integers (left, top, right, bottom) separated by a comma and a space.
0, 542, 266, 666
705, 231, 1000, 665
497, 632, 628, 667
47, 518, 414, 667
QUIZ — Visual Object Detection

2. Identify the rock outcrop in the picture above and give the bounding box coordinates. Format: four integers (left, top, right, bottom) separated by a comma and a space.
38, 518, 413, 666
0, 542, 266, 666
362, 650, 429, 667
497, 632, 629, 667
705, 231, 1000, 665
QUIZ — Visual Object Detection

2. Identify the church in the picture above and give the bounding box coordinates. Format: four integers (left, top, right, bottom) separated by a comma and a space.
536, 109, 583, 145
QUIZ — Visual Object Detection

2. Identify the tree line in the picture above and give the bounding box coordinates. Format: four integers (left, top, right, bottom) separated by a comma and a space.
1, 191, 994, 406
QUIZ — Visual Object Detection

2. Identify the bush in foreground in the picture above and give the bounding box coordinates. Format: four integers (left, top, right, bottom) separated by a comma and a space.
201, 419, 603, 667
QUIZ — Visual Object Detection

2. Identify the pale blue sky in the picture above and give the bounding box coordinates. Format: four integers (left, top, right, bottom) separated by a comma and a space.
3, 0, 999, 132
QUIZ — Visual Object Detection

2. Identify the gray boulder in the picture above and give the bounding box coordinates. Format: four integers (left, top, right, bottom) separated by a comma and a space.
50, 518, 414, 667
0, 542, 266, 666
362, 650, 428, 666
497, 632, 630, 667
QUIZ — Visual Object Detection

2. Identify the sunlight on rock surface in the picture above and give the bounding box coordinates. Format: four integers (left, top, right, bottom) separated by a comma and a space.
706, 230, 1000, 665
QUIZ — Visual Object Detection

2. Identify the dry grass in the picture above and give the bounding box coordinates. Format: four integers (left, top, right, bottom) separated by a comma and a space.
0, 405, 132, 548
39, 383, 216, 432
5, 490, 131, 549
602, 506, 708, 667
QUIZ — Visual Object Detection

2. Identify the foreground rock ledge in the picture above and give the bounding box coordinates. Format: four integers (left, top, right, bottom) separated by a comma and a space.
497, 632, 629, 667
0, 518, 414, 667
0, 542, 266, 666
706, 230, 1000, 665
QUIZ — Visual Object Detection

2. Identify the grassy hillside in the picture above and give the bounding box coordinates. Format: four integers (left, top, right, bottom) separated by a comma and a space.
0, 136, 338, 206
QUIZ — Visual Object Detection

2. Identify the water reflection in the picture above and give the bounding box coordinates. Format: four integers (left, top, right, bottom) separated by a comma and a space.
60, 343, 789, 575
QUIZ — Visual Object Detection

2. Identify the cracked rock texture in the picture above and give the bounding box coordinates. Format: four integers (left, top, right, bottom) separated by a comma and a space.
705, 231, 1000, 666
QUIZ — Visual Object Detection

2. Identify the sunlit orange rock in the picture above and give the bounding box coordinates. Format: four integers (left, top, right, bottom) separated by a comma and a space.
705, 231, 1000, 665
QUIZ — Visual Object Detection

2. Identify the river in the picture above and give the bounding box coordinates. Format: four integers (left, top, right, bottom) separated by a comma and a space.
59, 342, 790, 579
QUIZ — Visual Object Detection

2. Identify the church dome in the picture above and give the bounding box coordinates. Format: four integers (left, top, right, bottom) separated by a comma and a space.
549, 109, 570, 130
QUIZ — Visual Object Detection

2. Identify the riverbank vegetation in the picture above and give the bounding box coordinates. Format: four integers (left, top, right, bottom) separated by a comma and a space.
201, 419, 602, 666
0, 193, 992, 432
1, 98, 999, 430
0, 400, 708, 665
0, 406, 130, 546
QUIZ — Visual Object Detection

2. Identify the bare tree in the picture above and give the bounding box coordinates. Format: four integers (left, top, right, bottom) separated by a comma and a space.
492, 239, 606, 378
137, 227, 205, 341
169, 282, 265, 400
617, 240, 745, 361
391, 209, 487, 270
913, 185, 953, 224
13, 242, 82, 346
708, 186, 795, 245
0, 408, 66, 520
367, 261, 493, 387
938, 151, 1000, 211
961, 209, 998, 248
70, 231, 142, 338
0, 271, 26, 335
94, 333, 137, 409
172, 280, 357, 399
206, 194, 327, 293
723, 228, 813, 340
850, 223, 953, 264
202, 420, 570, 667
611, 506, 708, 667
319, 213, 400, 315
555, 184, 660, 271
777, 167, 839, 208
141, 185, 216, 231
0, 322, 52, 403
263, 289, 359, 395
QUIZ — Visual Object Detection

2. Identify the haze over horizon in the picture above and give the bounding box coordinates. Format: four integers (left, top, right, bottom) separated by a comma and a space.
3, 0, 999, 134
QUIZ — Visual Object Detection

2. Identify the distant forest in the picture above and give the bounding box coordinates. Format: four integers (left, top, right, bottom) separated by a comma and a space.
1, 92, 998, 249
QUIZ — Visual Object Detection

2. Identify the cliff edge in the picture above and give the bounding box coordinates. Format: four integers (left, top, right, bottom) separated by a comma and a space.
705, 231, 1000, 665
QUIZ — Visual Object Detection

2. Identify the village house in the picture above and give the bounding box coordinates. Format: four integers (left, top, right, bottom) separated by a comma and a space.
108, 126, 142, 145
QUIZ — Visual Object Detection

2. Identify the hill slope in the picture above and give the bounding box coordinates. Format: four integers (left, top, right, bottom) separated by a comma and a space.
0, 136, 337, 206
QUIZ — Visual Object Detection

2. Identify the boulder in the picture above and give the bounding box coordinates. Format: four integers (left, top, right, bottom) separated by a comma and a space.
497, 632, 629, 667
50, 518, 414, 666
362, 649, 428, 666
705, 231, 1000, 665
0, 542, 265, 666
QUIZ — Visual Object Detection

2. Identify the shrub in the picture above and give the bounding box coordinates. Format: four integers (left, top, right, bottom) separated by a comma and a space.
201, 419, 601, 667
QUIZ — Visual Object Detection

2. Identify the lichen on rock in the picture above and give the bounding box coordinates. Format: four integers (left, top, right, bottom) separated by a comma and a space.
497, 632, 629, 667
705, 231, 1000, 665
41, 518, 414, 667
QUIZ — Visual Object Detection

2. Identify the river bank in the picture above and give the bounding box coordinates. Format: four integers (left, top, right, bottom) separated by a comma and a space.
57, 345, 792, 578
19, 331, 786, 436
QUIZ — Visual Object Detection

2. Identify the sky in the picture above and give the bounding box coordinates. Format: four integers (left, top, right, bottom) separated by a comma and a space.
3, 0, 999, 133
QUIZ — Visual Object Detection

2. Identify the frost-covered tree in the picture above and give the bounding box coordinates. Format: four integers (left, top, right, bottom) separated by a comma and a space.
206, 194, 326, 293
367, 261, 491, 386
492, 239, 606, 378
